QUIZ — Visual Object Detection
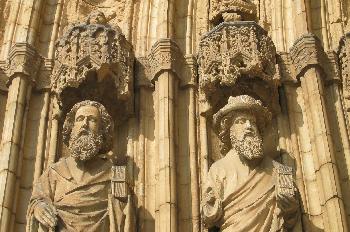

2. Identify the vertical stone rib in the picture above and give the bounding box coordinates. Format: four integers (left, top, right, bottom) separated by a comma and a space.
33, 91, 49, 181
47, 97, 60, 166
157, 72, 177, 232
284, 85, 310, 228
329, 82, 350, 230
292, 0, 310, 38
188, 86, 200, 232
0, 0, 21, 59
185, 0, 200, 229
300, 67, 348, 232
138, 87, 146, 231
47, 0, 64, 59
0, 75, 31, 231
295, 85, 324, 229
199, 115, 209, 181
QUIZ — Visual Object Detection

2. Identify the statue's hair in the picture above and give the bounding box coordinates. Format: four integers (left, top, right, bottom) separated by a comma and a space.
62, 100, 114, 153
218, 110, 264, 155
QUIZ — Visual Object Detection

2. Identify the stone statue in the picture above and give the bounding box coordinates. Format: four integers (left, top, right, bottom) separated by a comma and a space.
26, 100, 135, 232
201, 95, 299, 232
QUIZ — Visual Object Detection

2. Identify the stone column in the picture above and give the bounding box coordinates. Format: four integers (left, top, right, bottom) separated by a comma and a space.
0, 44, 40, 231
291, 34, 348, 232
184, 56, 200, 232
157, 71, 178, 232
302, 67, 347, 232
148, 39, 182, 232
134, 61, 154, 230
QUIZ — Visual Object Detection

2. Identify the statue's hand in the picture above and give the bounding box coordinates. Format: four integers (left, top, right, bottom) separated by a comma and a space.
277, 192, 298, 214
202, 190, 222, 227
203, 187, 217, 205
33, 201, 58, 228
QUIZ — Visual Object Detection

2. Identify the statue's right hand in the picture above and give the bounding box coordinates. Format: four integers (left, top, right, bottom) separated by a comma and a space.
204, 187, 217, 205
33, 201, 58, 228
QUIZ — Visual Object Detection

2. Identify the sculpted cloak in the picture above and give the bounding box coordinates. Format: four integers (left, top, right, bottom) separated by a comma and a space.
202, 155, 298, 232
26, 157, 135, 232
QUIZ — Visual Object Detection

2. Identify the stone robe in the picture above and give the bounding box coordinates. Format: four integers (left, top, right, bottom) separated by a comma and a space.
202, 155, 297, 232
26, 157, 135, 232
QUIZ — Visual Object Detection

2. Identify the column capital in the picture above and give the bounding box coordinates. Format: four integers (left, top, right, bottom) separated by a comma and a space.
147, 39, 187, 84
137, 39, 194, 87
6, 43, 42, 86
290, 34, 325, 79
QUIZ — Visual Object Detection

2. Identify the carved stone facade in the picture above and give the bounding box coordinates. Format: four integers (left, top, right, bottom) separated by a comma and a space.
0, 0, 350, 232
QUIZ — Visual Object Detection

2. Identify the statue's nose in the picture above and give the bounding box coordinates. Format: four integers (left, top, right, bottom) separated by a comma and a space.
244, 120, 254, 133
82, 118, 89, 128
245, 120, 252, 128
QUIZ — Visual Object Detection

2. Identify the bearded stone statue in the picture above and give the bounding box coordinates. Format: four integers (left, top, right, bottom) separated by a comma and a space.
201, 95, 299, 232
26, 100, 135, 232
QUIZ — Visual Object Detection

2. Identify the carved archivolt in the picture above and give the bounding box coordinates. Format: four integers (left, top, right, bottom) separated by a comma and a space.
51, 12, 134, 114
198, 22, 277, 114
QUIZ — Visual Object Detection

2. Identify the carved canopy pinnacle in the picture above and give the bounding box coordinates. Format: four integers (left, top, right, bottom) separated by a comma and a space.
51, 11, 134, 115
209, 0, 257, 24
198, 22, 278, 115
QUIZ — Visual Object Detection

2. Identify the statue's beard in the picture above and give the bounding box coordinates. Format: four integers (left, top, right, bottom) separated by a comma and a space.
231, 132, 264, 162
69, 130, 103, 161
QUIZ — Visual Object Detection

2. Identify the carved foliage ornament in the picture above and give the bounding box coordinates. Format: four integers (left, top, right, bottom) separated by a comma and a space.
338, 32, 350, 122
51, 11, 134, 109
198, 22, 277, 113
209, 0, 257, 23
338, 33, 350, 99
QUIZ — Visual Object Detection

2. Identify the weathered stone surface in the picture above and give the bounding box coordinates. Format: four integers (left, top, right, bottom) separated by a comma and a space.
1, 0, 350, 231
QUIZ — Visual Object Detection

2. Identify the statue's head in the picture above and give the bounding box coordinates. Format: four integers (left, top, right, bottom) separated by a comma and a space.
87, 11, 107, 25
213, 95, 271, 162
62, 100, 114, 161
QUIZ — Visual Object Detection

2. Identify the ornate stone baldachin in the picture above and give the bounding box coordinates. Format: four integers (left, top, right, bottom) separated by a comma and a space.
51, 12, 134, 110
198, 21, 277, 114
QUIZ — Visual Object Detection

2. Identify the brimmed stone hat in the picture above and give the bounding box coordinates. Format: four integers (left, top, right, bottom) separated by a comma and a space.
213, 95, 272, 133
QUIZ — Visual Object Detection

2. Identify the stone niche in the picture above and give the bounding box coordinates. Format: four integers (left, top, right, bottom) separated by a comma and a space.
50, 12, 135, 162
198, 20, 280, 162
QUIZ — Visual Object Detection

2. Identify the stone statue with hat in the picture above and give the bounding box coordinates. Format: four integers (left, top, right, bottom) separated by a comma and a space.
201, 95, 299, 232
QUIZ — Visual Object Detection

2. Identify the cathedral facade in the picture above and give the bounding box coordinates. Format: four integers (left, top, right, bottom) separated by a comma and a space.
0, 0, 349, 231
